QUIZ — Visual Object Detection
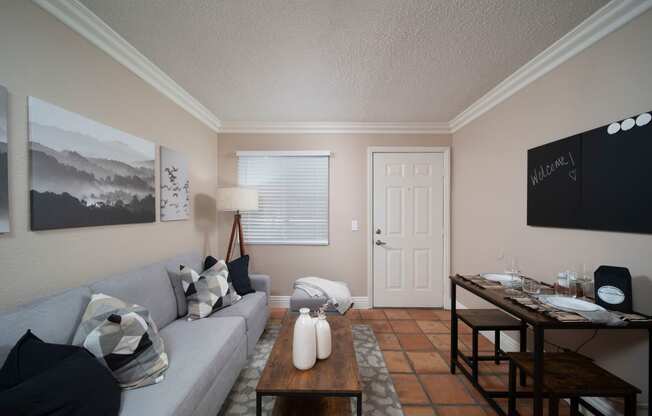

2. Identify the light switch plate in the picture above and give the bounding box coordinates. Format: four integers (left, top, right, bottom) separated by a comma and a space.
351, 220, 359, 231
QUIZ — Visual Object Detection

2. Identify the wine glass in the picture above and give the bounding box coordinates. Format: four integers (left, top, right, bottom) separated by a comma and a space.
504, 257, 522, 295
567, 270, 578, 298
579, 263, 593, 298
522, 278, 541, 295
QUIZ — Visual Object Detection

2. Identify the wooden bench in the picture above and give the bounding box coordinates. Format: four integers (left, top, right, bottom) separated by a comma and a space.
507, 352, 641, 416
457, 309, 526, 384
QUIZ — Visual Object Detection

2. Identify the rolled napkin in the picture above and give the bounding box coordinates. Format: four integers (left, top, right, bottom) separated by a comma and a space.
294, 277, 353, 314
576, 310, 626, 326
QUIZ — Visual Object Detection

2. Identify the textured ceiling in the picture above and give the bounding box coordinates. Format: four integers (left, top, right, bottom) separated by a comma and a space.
80, 0, 607, 123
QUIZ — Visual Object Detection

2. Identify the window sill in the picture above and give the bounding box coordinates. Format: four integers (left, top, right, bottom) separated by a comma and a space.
244, 241, 329, 246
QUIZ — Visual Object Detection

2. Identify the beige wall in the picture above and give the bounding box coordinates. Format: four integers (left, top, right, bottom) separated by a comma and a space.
218, 133, 451, 297
452, 10, 652, 405
0, 1, 218, 308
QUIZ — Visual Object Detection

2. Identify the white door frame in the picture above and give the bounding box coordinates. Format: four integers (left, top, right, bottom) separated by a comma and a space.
366, 146, 451, 309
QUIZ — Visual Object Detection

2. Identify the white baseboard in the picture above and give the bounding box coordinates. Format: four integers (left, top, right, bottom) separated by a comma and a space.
269, 296, 290, 308
352, 297, 370, 309
269, 296, 370, 309
479, 328, 522, 352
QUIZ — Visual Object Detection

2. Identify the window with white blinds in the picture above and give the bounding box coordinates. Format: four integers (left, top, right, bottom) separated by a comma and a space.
237, 151, 329, 245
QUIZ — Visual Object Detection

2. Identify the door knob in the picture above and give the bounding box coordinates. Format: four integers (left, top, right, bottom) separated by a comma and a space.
375, 240, 387, 246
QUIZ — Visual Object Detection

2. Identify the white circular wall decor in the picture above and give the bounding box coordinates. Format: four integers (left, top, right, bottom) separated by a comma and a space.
620, 118, 635, 131
607, 122, 620, 135
636, 113, 651, 127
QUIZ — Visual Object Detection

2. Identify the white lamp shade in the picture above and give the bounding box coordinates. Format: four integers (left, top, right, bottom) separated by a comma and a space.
218, 187, 259, 212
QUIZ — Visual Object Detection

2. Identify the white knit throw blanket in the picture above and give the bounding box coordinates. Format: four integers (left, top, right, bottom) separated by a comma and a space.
294, 277, 353, 314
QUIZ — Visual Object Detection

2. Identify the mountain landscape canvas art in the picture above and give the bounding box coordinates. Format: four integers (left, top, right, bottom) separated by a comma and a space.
0, 85, 8, 233
28, 97, 156, 230
160, 146, 190, 221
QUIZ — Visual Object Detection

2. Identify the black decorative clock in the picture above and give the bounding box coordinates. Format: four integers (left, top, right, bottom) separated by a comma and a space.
594, 266, 633, 313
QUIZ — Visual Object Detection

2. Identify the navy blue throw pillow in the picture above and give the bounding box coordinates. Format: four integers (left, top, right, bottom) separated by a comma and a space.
0, 330, 120, 416
0, 330, 79, 391
228, 255, 255, 296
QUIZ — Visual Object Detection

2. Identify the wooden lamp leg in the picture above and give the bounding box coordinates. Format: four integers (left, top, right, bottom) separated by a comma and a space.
226, 211, 246, 262
236, 212, 245, 257
226, 213, 237, 262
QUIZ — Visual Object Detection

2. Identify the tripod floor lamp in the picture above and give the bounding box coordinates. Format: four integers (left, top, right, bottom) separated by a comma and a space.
218, 187, 259, 262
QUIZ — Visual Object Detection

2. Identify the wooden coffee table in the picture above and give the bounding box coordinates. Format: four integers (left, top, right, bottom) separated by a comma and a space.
256, 315, 362, 416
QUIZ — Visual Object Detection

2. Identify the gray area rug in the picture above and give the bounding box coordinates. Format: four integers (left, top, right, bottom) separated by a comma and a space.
219, 324, 403, 415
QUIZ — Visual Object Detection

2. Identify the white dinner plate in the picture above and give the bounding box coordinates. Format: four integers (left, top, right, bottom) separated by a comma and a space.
539, 296, 605, 312
480, 273, 515, 284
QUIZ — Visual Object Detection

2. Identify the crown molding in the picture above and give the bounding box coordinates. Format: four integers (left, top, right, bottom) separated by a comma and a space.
449, 0, 652, 133
219, 121, 452, 135
33, 0, 222, 132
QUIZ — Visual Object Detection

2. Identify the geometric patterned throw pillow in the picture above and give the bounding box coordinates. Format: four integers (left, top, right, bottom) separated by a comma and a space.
72, 294, 169, 390
178, 260, 240, 320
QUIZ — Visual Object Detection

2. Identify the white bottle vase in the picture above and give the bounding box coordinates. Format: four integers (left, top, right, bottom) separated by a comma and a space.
315, 314, 332, 360
292, 308, 317, 370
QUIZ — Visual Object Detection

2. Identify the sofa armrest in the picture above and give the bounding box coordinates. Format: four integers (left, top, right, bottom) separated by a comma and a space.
249, 274, 271, 304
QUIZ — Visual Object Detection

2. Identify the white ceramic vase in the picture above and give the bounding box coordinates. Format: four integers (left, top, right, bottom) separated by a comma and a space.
315, 314, 332, 360
292, 308, 317, 370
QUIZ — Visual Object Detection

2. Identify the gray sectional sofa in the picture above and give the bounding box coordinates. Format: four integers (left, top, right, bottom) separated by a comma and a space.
0, 251, 270, 416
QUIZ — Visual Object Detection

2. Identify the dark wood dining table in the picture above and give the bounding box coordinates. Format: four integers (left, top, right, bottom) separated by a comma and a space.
449, 274, 652, 416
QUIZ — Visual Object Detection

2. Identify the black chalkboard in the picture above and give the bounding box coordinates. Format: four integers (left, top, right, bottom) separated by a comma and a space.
527, 110, 652, 234
527, 135, 581, 228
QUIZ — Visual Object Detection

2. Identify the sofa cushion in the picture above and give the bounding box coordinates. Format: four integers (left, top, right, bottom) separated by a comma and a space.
164, 252, 203, 318
212, 292, 268, 354
212, 292, 265, 330
249, 274, 271, 304
91, 263, 178, 330
0, 287, 91, 367
187, 342, 247, 416
117, 316, 245, 416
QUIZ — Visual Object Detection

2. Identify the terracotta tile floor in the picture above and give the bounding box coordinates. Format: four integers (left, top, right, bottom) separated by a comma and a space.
270, 307, 571, 416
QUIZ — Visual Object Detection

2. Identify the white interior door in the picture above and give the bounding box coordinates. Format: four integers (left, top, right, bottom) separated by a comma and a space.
373, 152, 445, 307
